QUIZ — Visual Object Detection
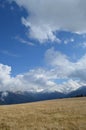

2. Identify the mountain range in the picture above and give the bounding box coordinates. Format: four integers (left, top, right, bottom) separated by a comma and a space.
0, 86, 86, 105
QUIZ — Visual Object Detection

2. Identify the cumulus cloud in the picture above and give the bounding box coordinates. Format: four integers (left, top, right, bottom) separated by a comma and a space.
8, 0, 86, 43
0, 64, 61, 92
0, 64, 13, 91
70, 54, 86, 81
45, 47, 74, 78
45, 47, 86, 82
0, 47, 86, 93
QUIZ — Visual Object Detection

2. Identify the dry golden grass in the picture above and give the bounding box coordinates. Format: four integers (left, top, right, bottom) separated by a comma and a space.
0, 97, 86, 130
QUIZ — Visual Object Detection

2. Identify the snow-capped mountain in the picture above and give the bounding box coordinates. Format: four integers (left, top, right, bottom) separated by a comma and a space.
0, 86, 86, 105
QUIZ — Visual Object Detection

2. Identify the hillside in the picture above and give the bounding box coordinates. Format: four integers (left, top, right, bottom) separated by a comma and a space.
0, 97, 86, 130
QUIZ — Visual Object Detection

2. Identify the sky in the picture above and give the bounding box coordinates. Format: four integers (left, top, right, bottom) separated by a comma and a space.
0, 0, 86, 93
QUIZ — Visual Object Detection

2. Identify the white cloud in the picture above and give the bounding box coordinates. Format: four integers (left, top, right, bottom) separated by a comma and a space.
0, 48, 86, 93
22, 17, 61, 43
70, 54, 86, 81
0, 91, 8, 101
0, 64, 12, 90
0, 63, 74, 93
9, 0, 86, 43
45, 47, 74, 78
45, 47, 86, 83
0, 65, 60, 93
55, 79, 81, 94
15, 36, 35, 46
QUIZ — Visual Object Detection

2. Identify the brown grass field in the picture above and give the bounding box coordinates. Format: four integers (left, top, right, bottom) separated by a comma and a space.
0, 97, 86, 130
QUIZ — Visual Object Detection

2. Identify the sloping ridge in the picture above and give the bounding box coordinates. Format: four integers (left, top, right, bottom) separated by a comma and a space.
0, 86, 86, 105
0, 91, 65, 105
66, 86, 86, 98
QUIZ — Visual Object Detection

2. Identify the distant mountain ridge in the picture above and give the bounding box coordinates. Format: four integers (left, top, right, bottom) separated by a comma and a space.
0, 91, 65, 105
66, 86, 86, 98
0, 86, 86, 105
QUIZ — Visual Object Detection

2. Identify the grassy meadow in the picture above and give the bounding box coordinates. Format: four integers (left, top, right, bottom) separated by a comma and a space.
0, 97, 86, 130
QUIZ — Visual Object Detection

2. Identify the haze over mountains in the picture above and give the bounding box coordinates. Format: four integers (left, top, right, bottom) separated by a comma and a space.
0, 86, 86, 105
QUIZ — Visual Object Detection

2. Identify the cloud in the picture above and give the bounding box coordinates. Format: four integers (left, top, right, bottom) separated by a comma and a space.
45, 47, 86, 82
0, 64, 12, 90
1, 0, 86, 93
8, 0, 86, 43
15, 36, 35, 46
22, 17, 61, 43
0, 91, 8, 101
70, 54, 86, 81
0, 64, 60, 92
0, 47, 86, 93
45, 47, 74, 78
0, 64, 73, 93
64, 38, 74, 44
1, 50, 19, 57
77, 42, 86, 48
